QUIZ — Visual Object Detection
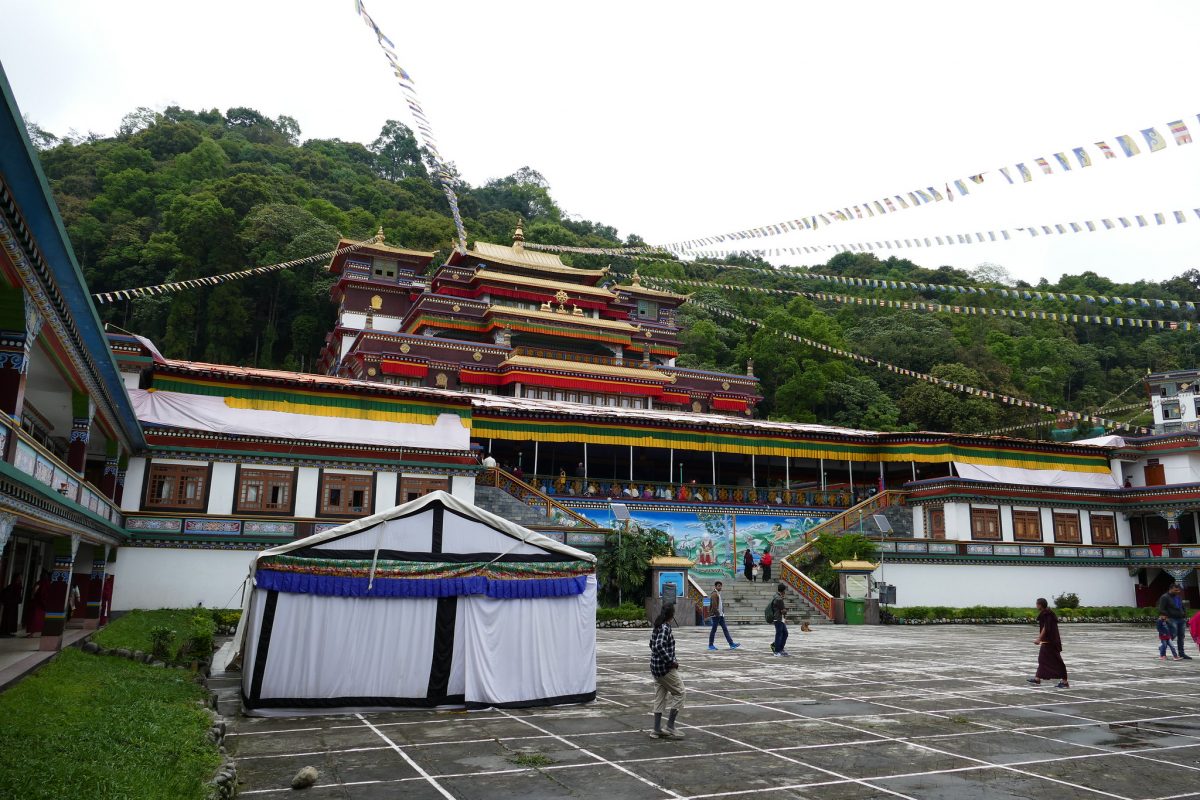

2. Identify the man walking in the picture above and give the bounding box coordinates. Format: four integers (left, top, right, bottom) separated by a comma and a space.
1157, 583, 1192, 660
771, 583, 791, 656
707, 581, 740, 651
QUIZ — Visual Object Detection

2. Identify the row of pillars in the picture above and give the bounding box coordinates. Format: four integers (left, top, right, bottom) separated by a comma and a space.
0, 286, 127, 502
0, 514, 114, 650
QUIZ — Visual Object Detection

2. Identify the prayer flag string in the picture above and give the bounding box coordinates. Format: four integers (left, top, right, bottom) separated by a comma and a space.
526, 113, 1199, 254
354, 1, 467, 250
685, 297, 1150, 435
92, 234, 381, 304
614, 270, 1196, 331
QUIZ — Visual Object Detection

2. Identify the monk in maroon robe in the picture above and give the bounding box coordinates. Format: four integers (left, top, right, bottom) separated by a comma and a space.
1028, 597, 1069, 688
24, 570, 49, 636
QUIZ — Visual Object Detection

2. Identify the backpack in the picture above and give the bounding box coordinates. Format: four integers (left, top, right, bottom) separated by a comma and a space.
764, 600, 775, 623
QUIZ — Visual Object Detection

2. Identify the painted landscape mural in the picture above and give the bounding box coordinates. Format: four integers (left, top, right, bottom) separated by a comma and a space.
575, 507, 827, 580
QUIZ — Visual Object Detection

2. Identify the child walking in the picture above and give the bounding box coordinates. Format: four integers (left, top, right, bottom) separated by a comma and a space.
1159, 613, 1181, 661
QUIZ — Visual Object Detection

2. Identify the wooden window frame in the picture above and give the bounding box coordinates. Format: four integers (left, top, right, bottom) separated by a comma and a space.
1011, 509, 1043, 542
397, 476, 450, 504
319, 471, 376, 518
1090, 513, 1117, 545
1052, 511, 1083, 544
143, 462, 212, 511
969, 506, 1001, 541
234, 466, 297, 516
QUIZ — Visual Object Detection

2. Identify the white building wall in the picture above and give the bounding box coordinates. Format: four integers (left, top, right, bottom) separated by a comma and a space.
911, 506, 925, 538
206, 462, 236, 515
874, 563, 1135, 608
374, 473, 398, 513
294, 467, 320, 518
112, 548, 253, 610
452, 475, 475, 504
341, 311, 402, 333
121, 456, 147, 512
1155, 453, 1200, 485
944, 502, 972, 540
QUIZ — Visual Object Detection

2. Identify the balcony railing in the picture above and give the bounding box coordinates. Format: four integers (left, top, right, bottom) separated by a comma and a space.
1, 413, 123, 527
476, 467, 601, 529
524, 473, 873, 508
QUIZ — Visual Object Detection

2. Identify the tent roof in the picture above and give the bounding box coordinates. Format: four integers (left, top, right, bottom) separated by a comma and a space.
257, 490, 596, 564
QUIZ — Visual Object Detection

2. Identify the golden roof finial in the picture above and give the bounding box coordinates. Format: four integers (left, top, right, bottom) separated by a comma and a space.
512, 218, 525, 254
631, 269, 642, 286
376, 225, 385, 243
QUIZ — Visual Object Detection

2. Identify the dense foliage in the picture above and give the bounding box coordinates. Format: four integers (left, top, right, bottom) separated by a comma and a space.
33, 106, 1200, 434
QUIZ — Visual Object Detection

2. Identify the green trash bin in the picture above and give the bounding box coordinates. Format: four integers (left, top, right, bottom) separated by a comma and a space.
843, 598, 866, 625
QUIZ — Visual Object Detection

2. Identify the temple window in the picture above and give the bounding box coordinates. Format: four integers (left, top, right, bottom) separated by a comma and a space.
1089, 514, 1117, 545
145, 463, 209, 510
237, 468, 295, 514
636, 299, 658, 320
1011, 509, 1042, 542
1052, 511, 1082, 544
321, 473, 373, 516
969, 507, 1000, 540
372, 258, 397, 279
399, 477, 449, 503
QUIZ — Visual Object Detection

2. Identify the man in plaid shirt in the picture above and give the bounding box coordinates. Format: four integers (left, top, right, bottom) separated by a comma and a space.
648, 604, 685, 739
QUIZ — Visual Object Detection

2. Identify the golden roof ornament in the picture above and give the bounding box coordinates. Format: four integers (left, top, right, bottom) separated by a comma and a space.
512, 219, 525, 254
631, 269, 642, 286
376, 225, 385, 243
554, 289, 568, 313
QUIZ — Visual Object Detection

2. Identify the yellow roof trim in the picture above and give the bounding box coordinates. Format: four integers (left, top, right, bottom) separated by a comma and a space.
475, 269, 617, 298
503, 355, 672, 382
487, 305, 640, 332
616, 283, 692, 301
338, 239, 435, 260
469, 241, 608, 276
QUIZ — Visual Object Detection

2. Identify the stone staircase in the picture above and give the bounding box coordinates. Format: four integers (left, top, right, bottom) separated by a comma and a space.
718, 576, 830, 625
474, 485, 562, 530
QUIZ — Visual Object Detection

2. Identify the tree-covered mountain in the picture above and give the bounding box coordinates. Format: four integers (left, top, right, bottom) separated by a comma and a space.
30, 106, 1200, 435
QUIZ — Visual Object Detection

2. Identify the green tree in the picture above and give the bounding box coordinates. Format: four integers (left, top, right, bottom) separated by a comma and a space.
597, 526, 672, 605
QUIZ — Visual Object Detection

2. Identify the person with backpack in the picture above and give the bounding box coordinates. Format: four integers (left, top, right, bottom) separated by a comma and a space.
761, 546, 773, 583
769, 583, 790, 656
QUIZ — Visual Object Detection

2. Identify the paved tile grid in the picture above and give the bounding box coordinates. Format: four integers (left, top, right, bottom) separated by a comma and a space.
222, 624, 1200, 799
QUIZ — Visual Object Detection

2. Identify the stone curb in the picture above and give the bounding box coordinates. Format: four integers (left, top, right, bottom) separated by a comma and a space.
78, 638, 235, 798
597, 619, 652, 628
888, 617, 1156, 625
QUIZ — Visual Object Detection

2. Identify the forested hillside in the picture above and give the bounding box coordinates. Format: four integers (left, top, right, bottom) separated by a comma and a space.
29, 106, 1200, 435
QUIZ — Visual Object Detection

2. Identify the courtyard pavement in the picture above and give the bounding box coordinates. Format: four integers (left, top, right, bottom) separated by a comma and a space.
219, 623, 1200, 799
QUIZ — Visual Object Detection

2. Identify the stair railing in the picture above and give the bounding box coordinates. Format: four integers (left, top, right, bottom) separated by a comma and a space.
778, 490, 908, 621
476, 467, 600, 529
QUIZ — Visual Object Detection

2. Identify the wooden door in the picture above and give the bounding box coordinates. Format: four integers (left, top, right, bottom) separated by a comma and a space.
928, 507, 945, 540
1145, 463, 1166, 486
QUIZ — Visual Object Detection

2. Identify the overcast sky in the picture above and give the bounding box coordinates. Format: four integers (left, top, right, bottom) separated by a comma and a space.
2, 0, 1199, 285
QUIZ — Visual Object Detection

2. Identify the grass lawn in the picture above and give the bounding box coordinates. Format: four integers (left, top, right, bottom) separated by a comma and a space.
93, 608, 215, 663
0, 648, 220, 800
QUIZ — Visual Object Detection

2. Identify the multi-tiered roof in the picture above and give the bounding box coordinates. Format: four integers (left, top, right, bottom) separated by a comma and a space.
318, 225, 761, 414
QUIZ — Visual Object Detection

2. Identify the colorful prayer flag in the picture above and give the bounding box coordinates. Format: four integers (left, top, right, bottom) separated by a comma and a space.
1116, 135, 1141, 157
1072, 147, 1092, 167
1170, 119, 1192, 144
927, 186, 944, 201
1016, 163, 1033, 182
999, 167, 1013, 184
1053, 153, 1072, 171
1095, 141, 1117, 159
954, 179, 969, 195
1035, 157, 1053, 175
1141, 128, 1167, 152
969, 174, 985, 184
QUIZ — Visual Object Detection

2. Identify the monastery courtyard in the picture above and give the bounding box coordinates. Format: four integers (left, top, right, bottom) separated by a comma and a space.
220, 623, 1200, 800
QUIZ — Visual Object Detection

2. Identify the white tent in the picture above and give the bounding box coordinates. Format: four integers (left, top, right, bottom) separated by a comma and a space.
239, 491, 597, 714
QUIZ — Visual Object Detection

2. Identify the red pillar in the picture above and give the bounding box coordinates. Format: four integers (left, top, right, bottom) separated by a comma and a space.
100, 453, 119, 499
40, 535, 79, 651
83, 546, 108, 629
